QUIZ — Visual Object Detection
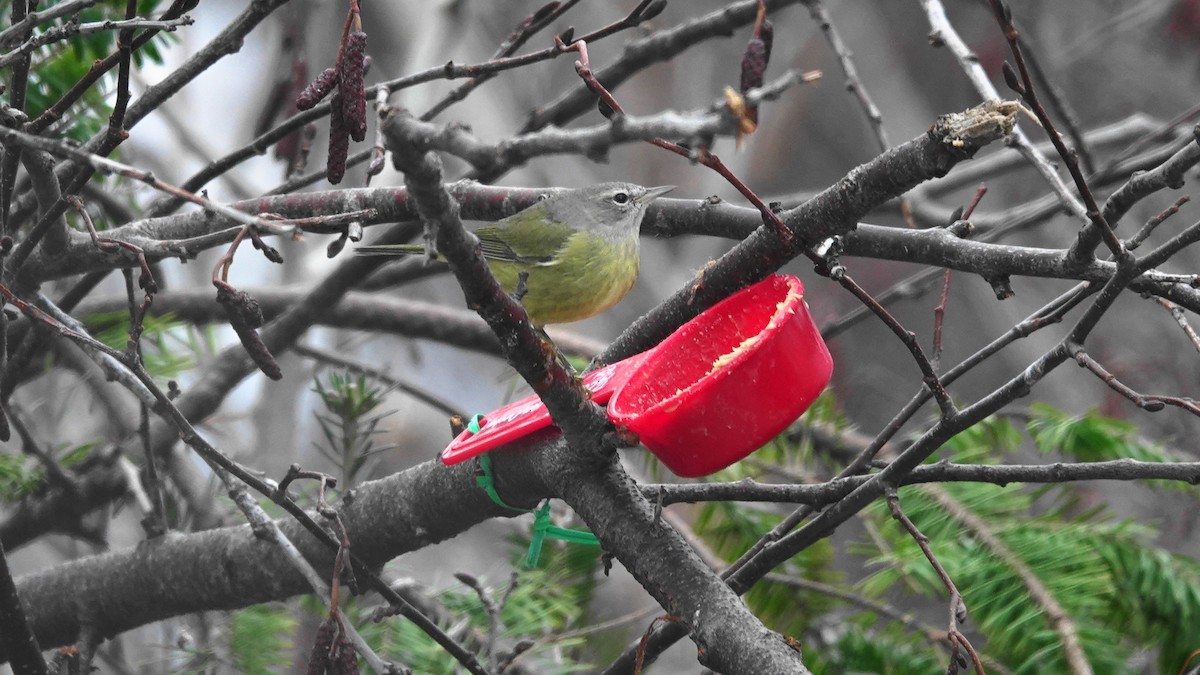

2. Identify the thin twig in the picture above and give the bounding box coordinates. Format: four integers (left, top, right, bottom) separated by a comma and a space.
145, 0, 661, 216
982, 0, 1122, 259
0, 125, 295, 274
0, 0, 98, 49
1152, 296, 1200, 354
932, 185, 988, 369
421, 0, 584, 121
639, 457, 1200, 505
0, 16, 194, 69
1126, 195, 1190, 250
924, 485, 1093, 675
885, 489, 983, 675
1070, 345, 1200, 416
0, 284, 490, 674
918, 0, 1087, 223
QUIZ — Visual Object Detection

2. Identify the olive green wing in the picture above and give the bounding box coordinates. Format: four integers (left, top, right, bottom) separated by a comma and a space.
474, 204, 574, 264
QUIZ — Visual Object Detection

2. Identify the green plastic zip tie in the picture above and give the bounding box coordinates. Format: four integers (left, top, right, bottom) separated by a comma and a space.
524, 500, 600, 568
476, 453, 536, 513
465, 415, 599, 567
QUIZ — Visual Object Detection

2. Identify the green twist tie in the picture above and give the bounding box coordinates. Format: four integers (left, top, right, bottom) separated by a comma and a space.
524, 500, 599, 568
466, 415, 599, 567
476, 453, 536, 513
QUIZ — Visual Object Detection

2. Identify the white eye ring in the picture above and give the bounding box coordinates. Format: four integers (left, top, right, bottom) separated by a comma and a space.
612, 192, 630, 204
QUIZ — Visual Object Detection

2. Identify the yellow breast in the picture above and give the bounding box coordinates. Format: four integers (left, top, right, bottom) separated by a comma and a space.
489, 234, 640, 326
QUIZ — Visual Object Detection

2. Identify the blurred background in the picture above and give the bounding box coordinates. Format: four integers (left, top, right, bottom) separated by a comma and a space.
7, 0, 1200, 671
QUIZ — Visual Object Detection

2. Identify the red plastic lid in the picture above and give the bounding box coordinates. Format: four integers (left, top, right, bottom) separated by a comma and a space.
440, 349, 654, 465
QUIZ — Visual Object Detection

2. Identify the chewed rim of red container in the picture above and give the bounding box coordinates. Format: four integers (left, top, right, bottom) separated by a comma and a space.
608, 274, 807, 424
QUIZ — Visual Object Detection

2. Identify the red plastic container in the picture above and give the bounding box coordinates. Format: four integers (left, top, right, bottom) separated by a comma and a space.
607, 275, 832, 477
440, 350, 653, 465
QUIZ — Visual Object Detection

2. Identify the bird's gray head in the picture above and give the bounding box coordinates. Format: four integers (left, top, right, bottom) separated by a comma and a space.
543, 182, 675, 240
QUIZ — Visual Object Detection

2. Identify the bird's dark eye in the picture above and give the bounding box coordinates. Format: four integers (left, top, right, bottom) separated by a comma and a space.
612, 192, 630, 204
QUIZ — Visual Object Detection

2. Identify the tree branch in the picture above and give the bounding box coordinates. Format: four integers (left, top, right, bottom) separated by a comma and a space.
3, 456, 537, 660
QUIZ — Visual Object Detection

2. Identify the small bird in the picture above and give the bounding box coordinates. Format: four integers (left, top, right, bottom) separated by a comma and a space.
356, 182, 674, 326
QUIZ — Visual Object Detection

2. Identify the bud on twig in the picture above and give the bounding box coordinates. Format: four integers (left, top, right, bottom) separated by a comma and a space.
759, 17, 774, 59
1001, 61, 1025, 96
637, 0, 668, 23
252, 236, 285, 264
332, 631, 359, 674
739, 19, 773, 130
216, 286, 282, 380
327, 91, 350, 184
327, 235, 347, 258
530, 1, 560, 26
340, 31, 368, 142
740, 37, 768, 93
307, 618, 335, 675
297, 67, 339, 110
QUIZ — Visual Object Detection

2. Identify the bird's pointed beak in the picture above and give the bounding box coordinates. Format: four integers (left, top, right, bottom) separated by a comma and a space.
637, 185, 676, 204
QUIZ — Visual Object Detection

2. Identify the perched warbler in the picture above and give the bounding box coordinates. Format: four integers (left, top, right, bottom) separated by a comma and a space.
356, 182, 674, 326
